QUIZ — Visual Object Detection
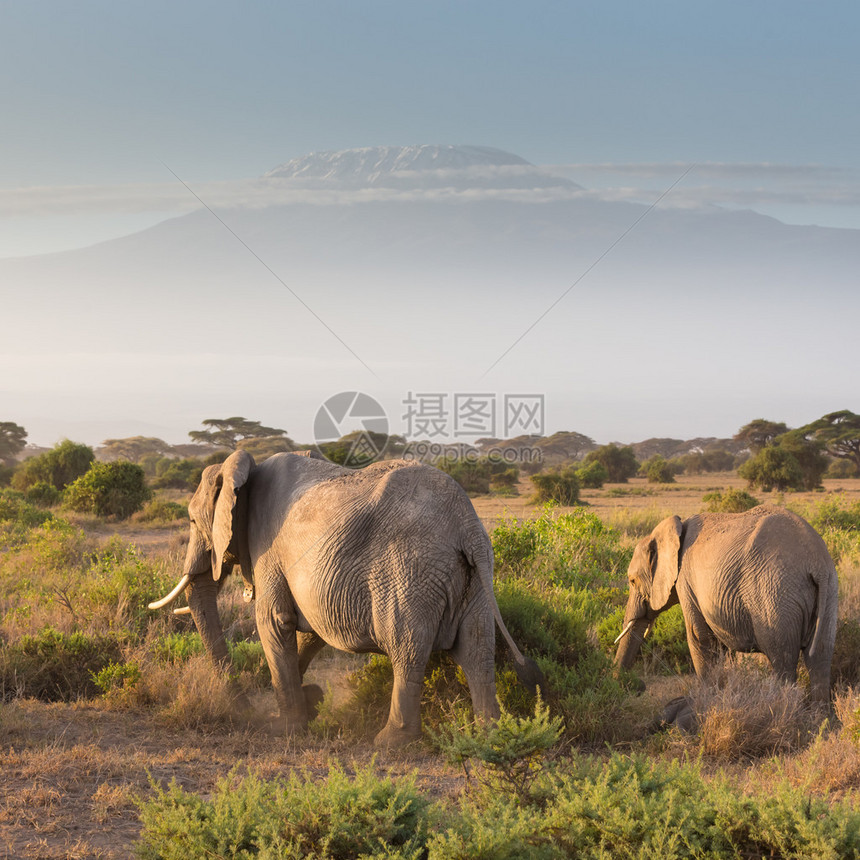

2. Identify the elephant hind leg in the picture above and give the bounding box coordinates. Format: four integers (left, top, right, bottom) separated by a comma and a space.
297, 630, 326, 678
374, 639, 435, 748
449, 604, 500, 723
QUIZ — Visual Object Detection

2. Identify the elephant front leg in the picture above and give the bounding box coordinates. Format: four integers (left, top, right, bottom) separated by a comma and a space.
684, 607, 722, 682
255, 579, 308, 735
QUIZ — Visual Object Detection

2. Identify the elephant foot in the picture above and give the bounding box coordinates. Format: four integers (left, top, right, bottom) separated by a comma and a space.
302, 684, 325, 720
373, 723, 422, 749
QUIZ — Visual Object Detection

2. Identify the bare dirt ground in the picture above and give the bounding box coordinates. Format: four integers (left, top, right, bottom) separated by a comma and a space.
4, 473, 859, 857
0, 695, 463, 860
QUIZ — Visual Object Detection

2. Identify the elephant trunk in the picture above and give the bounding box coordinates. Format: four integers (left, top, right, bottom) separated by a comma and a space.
613, 617, 651, 669
613, 590, 651, 670
186, 574, 231, 668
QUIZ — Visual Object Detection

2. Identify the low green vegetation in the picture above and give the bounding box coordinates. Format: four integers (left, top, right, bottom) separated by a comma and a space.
137, 710, 860, 859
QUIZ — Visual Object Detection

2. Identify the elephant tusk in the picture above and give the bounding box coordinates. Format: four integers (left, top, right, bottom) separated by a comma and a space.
643, 623, 653, 639
614, 620, 636, 645
148, 574, 192, 610
173, 606, 192, 616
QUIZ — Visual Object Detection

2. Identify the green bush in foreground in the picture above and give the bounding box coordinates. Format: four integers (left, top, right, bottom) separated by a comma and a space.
136, 749, 860, 860
137, 762, 430, 860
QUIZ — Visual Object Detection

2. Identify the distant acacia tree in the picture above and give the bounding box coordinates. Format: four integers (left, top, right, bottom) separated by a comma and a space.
98, 436, 174, 462
734, 419, 789, 454
0, 422, 27, 465
189, 417, 290, 450
803, 410, 860, 474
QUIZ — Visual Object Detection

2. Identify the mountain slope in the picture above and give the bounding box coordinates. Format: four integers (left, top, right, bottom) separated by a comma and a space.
2, 145, 858, 445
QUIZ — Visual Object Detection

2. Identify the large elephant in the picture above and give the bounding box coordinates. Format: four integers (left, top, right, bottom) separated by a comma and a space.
614, 506, 838, 702
150, 450, 542, 746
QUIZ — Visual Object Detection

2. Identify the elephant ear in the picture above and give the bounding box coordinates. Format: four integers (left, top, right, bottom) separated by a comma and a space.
211, 450, 255, 581
649, 515, 683, 611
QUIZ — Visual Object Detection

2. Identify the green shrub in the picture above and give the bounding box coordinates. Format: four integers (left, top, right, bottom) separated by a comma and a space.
489, 466, 520, 496
137, 762, 431, 860
137, 752, 860, 860
92, 659, 142, 695
137, 498, 188, 523
84, 537, 173, 632
831, 618, 860, 686
435, 459, 492, 495
151, 631, 205, 664
228, 639, 271, 685
575, 459, 608, 489
0, 487, 54, 531
804, 496, 860, 532
494, 578, 636, 742
702, 488, 761, 513
430, 753, 860, 859
433, 699, 562, 805
826, 458, 859, 478
530, 467, 580, 506
64, 461, 151, 519
152, 458, 205, 491
739, 446, 804, 492
12, 439, 94, 491
491, 507, 631, 586
0, 627, 123, 701
24, 480, 62, 508
582, 444, 639, 483
639, 454, 680, 484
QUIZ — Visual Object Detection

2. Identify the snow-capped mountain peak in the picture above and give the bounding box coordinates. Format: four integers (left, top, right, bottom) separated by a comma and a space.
263, 144, 579, 191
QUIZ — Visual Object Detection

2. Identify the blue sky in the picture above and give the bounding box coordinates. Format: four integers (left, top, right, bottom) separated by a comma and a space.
3, 1, 860, 257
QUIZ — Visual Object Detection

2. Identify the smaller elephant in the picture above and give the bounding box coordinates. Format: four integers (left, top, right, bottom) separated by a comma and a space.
614, 506, 838, 702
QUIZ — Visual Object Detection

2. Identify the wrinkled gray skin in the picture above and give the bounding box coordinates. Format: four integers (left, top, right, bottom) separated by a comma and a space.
614, 506, 838, 703
153, 450, 542, 747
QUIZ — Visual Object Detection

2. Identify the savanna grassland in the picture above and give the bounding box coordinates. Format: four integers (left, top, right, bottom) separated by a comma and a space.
3, 474, 860, 858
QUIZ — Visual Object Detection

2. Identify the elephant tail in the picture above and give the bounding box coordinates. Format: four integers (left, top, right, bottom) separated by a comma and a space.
807, 561, 839, 661
468, 535, 545, 694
